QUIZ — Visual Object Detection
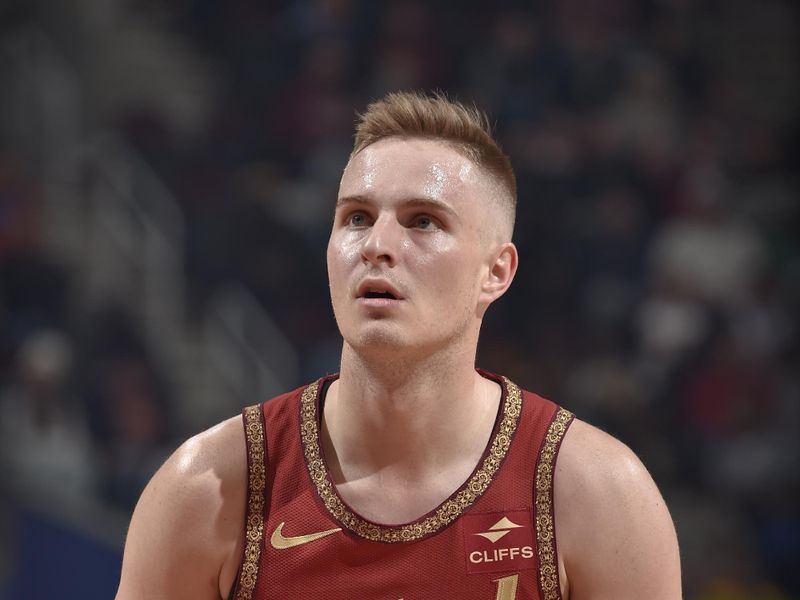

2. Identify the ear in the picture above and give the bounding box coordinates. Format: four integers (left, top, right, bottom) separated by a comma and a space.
480, 242, 518, 305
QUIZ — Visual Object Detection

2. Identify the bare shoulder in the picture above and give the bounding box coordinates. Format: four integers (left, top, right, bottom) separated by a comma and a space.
554, 418, 681, 600
556, 418, 655, 502
116, 414, 249, 600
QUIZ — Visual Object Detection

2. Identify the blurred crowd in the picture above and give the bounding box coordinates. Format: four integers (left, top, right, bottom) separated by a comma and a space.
1, 1, 798, 598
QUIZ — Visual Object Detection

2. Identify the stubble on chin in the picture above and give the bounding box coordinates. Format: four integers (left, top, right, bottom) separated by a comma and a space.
346, 322, 407, 354
348, 315, 476, 368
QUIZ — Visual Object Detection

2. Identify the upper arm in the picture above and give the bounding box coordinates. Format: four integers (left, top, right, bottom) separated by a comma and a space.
116, 416, 247, 600
555, 419, 681, 600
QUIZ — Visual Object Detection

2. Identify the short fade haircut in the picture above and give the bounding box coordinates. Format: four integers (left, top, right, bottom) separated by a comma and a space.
350, 91, 517, 232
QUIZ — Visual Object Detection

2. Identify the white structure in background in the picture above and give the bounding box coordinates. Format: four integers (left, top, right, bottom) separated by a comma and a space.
1, 4, 298, 460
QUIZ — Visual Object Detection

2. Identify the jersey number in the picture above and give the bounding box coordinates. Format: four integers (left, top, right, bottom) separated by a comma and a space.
493, 575, 519, 600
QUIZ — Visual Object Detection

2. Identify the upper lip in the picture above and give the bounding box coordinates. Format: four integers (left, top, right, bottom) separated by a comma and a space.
356, 279, 404, 300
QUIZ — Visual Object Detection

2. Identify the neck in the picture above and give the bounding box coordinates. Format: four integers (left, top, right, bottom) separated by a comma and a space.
340, 339, 477, 403
323, 341, 502, 480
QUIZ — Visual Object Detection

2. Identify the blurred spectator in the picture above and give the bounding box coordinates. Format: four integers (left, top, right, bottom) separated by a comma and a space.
648, 168, 768, 309
1, 0, 798, 596
91, 356, 172, 510
0, 154, 40, 262
0, 329, 96, 500
682, 332, 773, 440
78, 305, 174, 510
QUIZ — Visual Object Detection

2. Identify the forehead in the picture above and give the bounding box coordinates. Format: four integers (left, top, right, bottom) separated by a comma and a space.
339, 137, 482, 203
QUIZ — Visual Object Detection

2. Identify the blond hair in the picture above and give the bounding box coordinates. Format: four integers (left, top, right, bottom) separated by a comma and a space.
351, 91, 517, 222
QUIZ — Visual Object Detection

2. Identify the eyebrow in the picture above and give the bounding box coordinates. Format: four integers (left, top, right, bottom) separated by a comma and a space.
335, 195, 460, 220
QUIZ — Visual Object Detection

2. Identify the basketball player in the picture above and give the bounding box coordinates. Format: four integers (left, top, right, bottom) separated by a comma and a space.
116, 92, 681, 599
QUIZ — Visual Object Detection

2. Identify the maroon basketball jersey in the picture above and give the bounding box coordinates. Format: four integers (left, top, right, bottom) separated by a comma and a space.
230, 372, 574, 600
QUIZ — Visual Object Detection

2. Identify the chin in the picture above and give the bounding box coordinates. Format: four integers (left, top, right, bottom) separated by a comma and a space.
346, 325, 466, 363
348, 324, 409, 352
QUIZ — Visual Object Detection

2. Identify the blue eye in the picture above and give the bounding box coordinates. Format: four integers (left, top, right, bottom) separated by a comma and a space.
348, 212, 367, 226
414, 215, 438, 230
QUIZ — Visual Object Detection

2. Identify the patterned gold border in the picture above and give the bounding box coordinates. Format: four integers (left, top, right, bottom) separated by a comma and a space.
534, 407, 574, 600
234, 405, 267, 600
300, 376, 523, 543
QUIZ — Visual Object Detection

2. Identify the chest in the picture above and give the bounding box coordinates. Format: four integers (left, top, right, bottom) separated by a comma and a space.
332, 464, 479, 525
230, 378, 571, 600
258, 479, 543, 599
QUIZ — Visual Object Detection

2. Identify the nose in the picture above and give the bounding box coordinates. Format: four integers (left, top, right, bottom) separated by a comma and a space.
360, 213, 399, 267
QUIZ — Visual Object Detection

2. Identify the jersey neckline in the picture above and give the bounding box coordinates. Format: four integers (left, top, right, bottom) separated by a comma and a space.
298, 371, 523, 543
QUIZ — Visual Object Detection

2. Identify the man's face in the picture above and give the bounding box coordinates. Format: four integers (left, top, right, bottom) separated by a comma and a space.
327, 137, 503, 357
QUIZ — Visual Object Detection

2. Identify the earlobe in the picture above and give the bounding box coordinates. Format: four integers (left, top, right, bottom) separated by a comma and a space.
481, 243, 518, 302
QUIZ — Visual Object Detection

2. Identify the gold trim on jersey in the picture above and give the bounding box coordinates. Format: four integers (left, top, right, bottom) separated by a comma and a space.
534, 407, 574, 600
300, 376, 523, 543
235, 405, 267, 600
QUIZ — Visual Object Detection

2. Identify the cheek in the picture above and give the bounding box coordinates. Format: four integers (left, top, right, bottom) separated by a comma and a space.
412, 237, 480, 292
338, 233, 363, 264
327, 232, 361, 277
326, 242, 344, 297
327, 233, 367, 316
410, 233, 454, 267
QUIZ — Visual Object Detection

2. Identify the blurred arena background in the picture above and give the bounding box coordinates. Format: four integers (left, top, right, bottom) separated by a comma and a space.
0, 1, 797, 598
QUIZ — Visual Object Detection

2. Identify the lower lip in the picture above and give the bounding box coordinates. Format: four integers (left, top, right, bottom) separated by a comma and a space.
357, 297, 403, 309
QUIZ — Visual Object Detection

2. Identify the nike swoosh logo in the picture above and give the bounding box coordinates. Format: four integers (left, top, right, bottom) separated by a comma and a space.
270, 521, 342, 549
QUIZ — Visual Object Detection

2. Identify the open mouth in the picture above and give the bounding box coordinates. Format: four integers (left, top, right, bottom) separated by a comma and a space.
364, 290, 397, 300
357, 280, 403, 303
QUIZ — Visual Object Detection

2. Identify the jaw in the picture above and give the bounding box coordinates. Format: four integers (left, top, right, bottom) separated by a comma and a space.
341, 312, 482, 368
344, 319, 410, 353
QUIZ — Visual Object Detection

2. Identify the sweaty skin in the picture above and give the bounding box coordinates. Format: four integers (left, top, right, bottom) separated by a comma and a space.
115, 137, 680, 600
329, 140, 492, 353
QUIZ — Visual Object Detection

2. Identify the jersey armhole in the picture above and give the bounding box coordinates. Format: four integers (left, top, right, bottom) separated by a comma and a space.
229, 404, 268, 600
533, 406, 574, 600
